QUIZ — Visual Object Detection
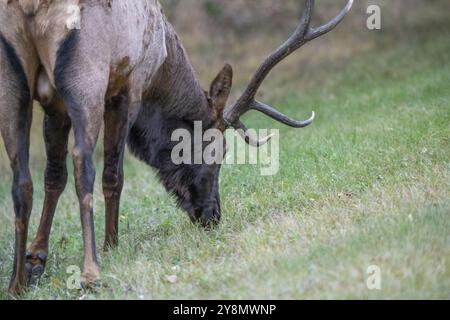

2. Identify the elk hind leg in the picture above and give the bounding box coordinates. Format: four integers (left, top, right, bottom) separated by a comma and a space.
26, 95, 71, 286
0, 35, 34, 295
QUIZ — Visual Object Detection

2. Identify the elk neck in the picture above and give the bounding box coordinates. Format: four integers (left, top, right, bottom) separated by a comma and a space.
144, 19, 213, 125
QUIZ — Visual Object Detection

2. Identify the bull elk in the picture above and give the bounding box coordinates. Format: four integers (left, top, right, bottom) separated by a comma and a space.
0, 0, 353, 295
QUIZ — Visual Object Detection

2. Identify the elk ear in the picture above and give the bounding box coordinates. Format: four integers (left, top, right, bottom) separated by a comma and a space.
210, 64, 233, 113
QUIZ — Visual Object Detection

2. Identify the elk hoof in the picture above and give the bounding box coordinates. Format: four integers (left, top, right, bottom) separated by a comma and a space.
25, 250, 47, 287
8, 276, 27, 296
81, 270, 102, 291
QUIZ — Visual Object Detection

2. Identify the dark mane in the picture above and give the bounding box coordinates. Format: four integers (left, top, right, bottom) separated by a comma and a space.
127, 19, 218, 218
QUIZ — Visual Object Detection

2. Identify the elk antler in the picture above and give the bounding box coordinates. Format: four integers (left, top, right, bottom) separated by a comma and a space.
223, 0, 354, 147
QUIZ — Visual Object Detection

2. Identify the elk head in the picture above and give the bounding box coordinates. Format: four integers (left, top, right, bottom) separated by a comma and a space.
130, 0, 353, 228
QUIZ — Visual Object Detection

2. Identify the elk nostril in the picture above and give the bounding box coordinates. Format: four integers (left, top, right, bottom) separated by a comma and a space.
198, 207, 221, 230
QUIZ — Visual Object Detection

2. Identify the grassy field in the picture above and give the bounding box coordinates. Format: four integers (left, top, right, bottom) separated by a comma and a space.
0, 18, 449, 299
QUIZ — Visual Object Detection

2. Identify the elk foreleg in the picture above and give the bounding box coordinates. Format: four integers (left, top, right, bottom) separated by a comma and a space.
102, 94, 129, 250
54, 27, 110, 288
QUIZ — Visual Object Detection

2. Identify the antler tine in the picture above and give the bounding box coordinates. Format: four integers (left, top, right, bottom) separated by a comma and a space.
235, 121, 275, 148
223, 0, 353, 146
252, 100, 315, 128
306, 0, 354, 41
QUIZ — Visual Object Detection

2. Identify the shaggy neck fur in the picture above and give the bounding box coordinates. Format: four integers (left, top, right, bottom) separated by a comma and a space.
144, 18, 212, 123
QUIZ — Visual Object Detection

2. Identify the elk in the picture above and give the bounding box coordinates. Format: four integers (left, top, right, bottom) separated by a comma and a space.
0, 0, 353, 295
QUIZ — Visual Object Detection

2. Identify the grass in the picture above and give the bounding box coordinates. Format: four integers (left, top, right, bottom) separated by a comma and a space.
0, 19, 449, 300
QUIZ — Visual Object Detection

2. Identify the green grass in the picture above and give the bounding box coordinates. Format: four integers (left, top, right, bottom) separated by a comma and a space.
0, 22, 449, 300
